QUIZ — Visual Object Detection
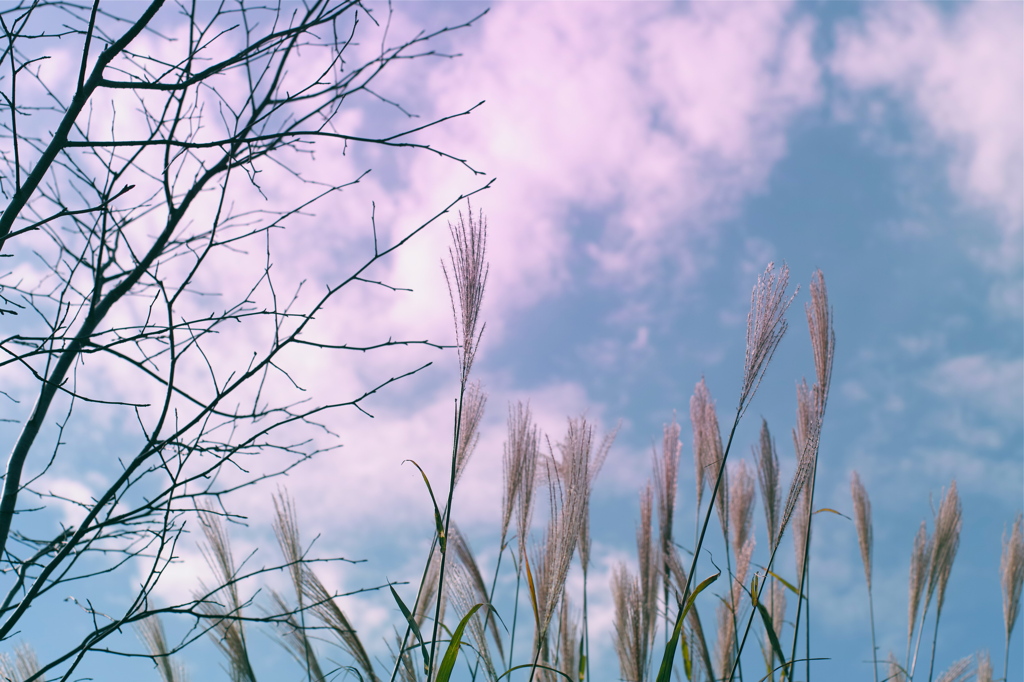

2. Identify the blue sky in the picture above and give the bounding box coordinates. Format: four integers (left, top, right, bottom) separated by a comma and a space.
4, 2, 1021, 681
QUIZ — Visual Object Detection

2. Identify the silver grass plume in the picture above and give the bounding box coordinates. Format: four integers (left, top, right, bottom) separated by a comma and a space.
1001, 513, 1024, 677
850, 472, 874, 591
138, 616, 188, 682
778, 379, 822, 549
454, 381, 487, 488
194, 506, 256, 682
448, 560, 497, 682
611, 557, 656, 682
739, 262, 796, 418
977, 649, 993, 682
557, 591, 581, 682
691, 378, 728, 542
507, 403, 540, 561
805, 270, 835, 414
851, 471, 877, 682
654, 417, 682, 564
762, 579, 787, 675
714, 596, 737, 682
503, 402, 539, 549
0, 643, 38, 682
443, 206, 488, 388
922, 482, 962, 681
927, 482, 962, 621
729, 460, 756, 562
754, 419, 781, 551
577, 425, 616, 575
533, 418, 591, 643
935, 656, 974, 682
906, 521, 930, 667
887, 652, 908, 682
272, 493, 379, 682
266, 589, 326, 682
451, 524, 504, 661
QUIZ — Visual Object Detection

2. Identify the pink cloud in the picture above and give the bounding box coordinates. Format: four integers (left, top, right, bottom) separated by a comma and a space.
381, 2, 820, 313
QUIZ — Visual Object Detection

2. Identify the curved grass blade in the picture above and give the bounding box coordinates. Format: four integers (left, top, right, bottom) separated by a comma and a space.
655, 571, 720, 682
405, 459, 446, 552
495, 662, 572, 682
766, 571, 800, 596
436, 603, 488, 682
756, 600, 788, 677
390, 582, 430, 675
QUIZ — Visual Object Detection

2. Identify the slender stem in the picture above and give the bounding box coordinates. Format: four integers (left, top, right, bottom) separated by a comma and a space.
426, 393, 466, 682
867, 583, 879, 682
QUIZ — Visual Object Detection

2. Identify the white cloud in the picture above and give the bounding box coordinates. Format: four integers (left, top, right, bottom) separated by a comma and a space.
832, 2, 1024, 231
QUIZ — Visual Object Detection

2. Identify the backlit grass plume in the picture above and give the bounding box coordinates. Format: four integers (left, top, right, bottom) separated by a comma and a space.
1001, 513, 1024, 679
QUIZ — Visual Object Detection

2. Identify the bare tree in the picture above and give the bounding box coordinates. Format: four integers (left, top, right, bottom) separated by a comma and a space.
0, 1, 489, 679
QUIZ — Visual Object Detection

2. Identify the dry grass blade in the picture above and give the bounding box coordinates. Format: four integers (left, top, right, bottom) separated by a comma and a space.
739, 262, 796, 418
454, 381, 487, 489
1001, 513, 1024, 652
137, 615, 188, 682
443, 205, 489, 388
755, 419, 780, 550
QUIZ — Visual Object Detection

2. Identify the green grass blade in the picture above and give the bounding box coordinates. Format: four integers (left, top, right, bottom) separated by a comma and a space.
390, 582, 430, 674
404, 459, 447, 552
435, 604, 483, 682
756, 600, 788, 678
766, 571, 800, 596
654, 571, 720, 682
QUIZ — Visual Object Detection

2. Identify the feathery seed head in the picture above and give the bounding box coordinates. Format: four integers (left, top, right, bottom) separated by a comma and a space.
755, 419, 780, 551
907, 520, 930, 649
778, 379, 823, 548
443, 206, 488, 388
729, 460, 756, 560
454, 381, 487, 488
976, 650, 993, 682
691, 378, 728, 535
851, 471, 873, 591
655, 417, 682, 559
806, 269, 835, 414
503, 401, 539, 548
1001, 512, 1024, 646
740, 262, 796, 418
927, 481, 962, 617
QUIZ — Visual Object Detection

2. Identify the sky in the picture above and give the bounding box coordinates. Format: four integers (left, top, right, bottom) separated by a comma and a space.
3, 2, 1022, 682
